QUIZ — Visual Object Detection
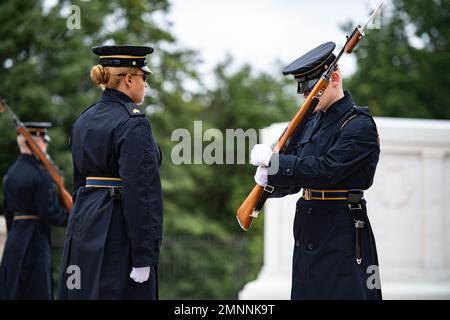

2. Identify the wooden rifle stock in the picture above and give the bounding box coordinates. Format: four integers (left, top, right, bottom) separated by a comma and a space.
0, 98, 73, 212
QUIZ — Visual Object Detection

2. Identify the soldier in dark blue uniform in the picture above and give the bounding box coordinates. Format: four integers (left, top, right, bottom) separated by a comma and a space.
57, 46, 163, 300
0, 122, 68, 299
251, 42, 382, 300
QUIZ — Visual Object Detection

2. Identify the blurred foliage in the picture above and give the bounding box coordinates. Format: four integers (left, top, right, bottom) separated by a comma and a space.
345, 0, 450, 119
0, 0, 297, 299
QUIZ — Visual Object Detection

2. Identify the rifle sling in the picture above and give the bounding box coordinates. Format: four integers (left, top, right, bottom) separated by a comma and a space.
254, 185, 274, 212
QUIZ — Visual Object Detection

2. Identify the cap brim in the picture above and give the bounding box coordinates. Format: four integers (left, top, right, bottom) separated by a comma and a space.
140, 66, 152, 75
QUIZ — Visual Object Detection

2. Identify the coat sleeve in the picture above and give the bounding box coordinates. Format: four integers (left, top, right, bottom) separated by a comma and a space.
34, 171, 69, 226
116, 116, 163, 268
72, 161, 85, 203
268, 115, 379, 188
69, 128, 85, 203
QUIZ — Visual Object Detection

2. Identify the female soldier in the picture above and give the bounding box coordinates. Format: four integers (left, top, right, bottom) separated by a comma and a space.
58, 46, 163, 300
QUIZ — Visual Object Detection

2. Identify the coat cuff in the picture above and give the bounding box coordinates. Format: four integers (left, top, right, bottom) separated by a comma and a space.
268, 154, 297, 186
132, 255, 154, 268
132, 238, 162, 267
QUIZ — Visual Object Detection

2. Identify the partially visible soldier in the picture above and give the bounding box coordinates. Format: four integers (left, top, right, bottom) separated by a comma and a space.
0, 122, 69, 300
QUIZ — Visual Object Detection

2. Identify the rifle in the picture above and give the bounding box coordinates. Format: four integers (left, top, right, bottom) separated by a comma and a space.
237, 1, 384, 231
0, 97, 73, 212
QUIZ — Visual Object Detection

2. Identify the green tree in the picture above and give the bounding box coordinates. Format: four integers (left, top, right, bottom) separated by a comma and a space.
346, 0, 450, 119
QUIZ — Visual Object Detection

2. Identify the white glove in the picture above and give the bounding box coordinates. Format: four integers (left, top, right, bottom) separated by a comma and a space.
254, 166, 268, 187
250, 144, 272, 167
130, 267, 151, 283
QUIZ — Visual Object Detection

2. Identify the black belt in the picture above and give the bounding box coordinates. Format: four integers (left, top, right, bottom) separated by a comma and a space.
13, 212, 40, 221
303, 188, 364, 201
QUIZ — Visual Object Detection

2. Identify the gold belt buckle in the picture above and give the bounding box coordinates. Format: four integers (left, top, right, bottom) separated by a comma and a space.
304, 188, 311, 200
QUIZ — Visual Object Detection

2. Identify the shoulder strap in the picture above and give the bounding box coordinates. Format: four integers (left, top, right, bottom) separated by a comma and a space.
339, 105, 380, 146
340, 113, 358, 131
120, 102, 145, 117
339, 106, 372, 132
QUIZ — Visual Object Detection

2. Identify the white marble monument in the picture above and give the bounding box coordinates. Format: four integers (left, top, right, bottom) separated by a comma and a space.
239, 116, 450, 300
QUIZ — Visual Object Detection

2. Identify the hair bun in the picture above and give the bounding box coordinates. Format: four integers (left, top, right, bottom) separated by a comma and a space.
90, 64, 110, 86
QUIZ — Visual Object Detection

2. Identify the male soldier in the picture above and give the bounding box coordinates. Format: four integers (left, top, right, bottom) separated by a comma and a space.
251, 42, 382, 299
0, 122, 68, 299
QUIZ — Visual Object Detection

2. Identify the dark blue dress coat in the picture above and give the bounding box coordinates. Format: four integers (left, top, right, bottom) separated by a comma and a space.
268, 92, 382, 300
57, 88, 163, 300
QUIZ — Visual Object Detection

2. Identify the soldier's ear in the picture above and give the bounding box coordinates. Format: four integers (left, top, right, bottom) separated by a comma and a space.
331, 71, 340, 85
125, 74, 132, 86
332, 71, 340, 81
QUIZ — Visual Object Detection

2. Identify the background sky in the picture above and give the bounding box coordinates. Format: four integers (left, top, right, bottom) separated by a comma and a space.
167, 0, 388, 83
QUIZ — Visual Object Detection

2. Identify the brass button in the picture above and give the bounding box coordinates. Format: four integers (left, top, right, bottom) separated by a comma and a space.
307, 243, 314, 251
307, 208, 313, 215
295, 240, 301, 247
